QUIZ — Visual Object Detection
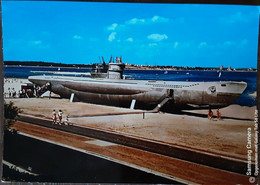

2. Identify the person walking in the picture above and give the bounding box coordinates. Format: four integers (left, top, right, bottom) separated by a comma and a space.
8, 88, 11, 98
157, 104, 161, 113
12, 88, 16, 98
65, 115, 69, 125
208, 108, 214, 120
58, 110, 63, 125
217, 108, 222, 120
52, 109, 57, 124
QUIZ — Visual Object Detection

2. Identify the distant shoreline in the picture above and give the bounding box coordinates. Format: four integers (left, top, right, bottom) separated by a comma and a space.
4, 64, 257, 72
4, 64, 92, 69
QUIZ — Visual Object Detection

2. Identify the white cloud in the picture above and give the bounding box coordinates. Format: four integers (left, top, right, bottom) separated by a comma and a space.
73, 35, 82, 40
224, 41, 235, 46
106, 23, 126, 32
107, 23, 118, 31
220, 12, 248, 24
222, 40, 249, 48
106, 15, 170, 43
240, 39, 248, 46
198, 42, 207, 48
126, 37, 133, 42
126, 18, 145, 25
151, 15, 169, 23
148, 43, 158, 47
105, 15, 170, 38
126, 16, 169, 25
31, 40, 42, 45
108, 32, 117, 42
28, 40, 50, 49
147, 33, 168, 42
173, 42, 179, 48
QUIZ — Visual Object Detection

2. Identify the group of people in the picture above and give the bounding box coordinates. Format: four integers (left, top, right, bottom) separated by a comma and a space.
19, 88, 34, 98
7, 87, 16, 98
35, 86, 43, 98
52, 109, 70, 125
208, 108, 221, 120
6, 87, 34, 98
35, 82, 51, 98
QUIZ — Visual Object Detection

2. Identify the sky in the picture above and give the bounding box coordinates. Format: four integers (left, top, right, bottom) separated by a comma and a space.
1, 1, 260, 68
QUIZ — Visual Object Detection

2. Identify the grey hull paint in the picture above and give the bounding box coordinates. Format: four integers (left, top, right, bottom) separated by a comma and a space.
52, 82, 167, 108
28, 76, 247, 110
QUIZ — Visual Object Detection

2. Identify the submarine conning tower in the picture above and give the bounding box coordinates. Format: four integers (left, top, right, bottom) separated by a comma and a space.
108, 57, 125, 79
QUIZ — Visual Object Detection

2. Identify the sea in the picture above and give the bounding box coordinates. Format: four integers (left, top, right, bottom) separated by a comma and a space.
4, 65, 257, 106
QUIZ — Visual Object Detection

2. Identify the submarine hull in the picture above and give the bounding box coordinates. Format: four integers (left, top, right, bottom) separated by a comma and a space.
28, 75, 247, 110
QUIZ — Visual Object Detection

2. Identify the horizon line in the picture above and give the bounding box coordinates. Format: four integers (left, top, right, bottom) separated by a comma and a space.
3, 60, 257, 69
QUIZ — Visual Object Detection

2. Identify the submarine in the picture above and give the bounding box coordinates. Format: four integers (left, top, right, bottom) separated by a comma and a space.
28, 57, 247, 110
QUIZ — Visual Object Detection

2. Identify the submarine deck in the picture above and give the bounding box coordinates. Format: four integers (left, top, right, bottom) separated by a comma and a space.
28, 75, 247, 92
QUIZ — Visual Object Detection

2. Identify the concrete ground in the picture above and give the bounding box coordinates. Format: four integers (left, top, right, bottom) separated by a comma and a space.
5, 97, 256, 162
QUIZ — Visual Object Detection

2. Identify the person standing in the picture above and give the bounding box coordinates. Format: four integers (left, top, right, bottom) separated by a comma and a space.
65, 116, 69, 125
52, 109, 57, 124
217, 108, 221, 120
58, 110, 63, 125
12, 88, 16, 98
8, 88, 11, 98
157, 104, 161, 113
208, 108, 214, 120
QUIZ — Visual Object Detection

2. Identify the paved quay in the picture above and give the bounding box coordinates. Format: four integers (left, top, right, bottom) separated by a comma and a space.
17, 114, 252, 175
6, 97, 256, 161
4, 95, 258, 184
12, 120, 253, 184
